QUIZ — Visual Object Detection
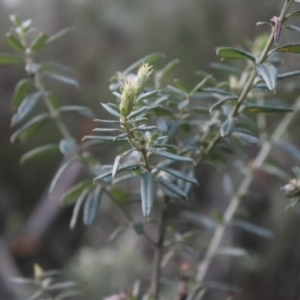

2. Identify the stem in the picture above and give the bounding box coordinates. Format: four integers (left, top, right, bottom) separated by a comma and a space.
194, 96, 300, 286
151, 196, 169, 299
34, 73, 72, 139
191, 1, 294, 293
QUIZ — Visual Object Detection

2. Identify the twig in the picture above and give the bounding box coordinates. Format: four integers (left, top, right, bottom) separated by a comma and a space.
194, 97, 300, 287
151, 196, 169, 299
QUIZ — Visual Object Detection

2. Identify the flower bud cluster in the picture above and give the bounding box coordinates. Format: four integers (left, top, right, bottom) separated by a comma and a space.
281, 178, 300, 198
119, 63, 152, 117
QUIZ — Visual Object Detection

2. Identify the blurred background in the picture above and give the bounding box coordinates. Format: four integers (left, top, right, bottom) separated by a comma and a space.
1, 0, 300, 299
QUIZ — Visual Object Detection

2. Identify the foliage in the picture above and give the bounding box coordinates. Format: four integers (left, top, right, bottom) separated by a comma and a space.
12, 264, 80, 300
3, 0, 300, 299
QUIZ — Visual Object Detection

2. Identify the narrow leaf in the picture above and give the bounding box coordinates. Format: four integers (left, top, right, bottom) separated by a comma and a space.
231, 219, 274, 238
242, 105, 293, 114
6, 33, 25, 51
0, 52, 22, 64
12, 79, 32, 109
11, 92, 42, 125
217, 247, 248, 257
58, 105, 94, 118
101, 103, 121, 118
220, 117, 235, 137
158, 178, 188, 199
83, 186, 104, 225
140, 171, 155, 217
30, 33, 48, 51
209, 96, 238, 113
44, 71, 79, 87
278, 70, 300, 80
20, 144, 60, 164
49, 159, 76, 193
69, 188, 89, 229
112, 155, 122, 178
216, 47, 256, 62
148, 147, 194, 164
256, 63, 278, 91
61, 180, 93, 206
157, 167, 198, 185
137, 90, 159, 102
174, 79, 189, 94
10, 113, 50, 143
190, 75, 213, 95
45, 27, 73, 46
123, 53, 164, 75
271, 43, 300, 54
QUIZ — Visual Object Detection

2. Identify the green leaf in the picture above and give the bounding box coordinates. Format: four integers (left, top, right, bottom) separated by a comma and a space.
241, 105, 293, 114
11, 92, 42, 126
232, 131, 258, 145
127, 106, 150, 119
58, 105, 94, 118
286, 10, 300, 19
278, 70, 300, 80
140, 171, 155, 217
216, 47, 256, 62
271, 43, 300, 54
101, 103, 121, 118
220, 117, 235, 137
83, 135, 126, 142
155, 59, 180, 84
123, 52, 165, 75
217, 247, 248, 257
157, 167, 198, 185
49, 159, 77, 193
112, 155, 121, 178
231, 219, 274, 238
210, 62, 241, 74
256, 63, 277, 91
30, 33, 48, 51
260, 163, 289, 180
45, 27, 73, 46
70, 188, 90, 230
130, 125, 158, 132
202, 87, 235, 96
44, 71, 79, 88
11, 113, 50, 143
61, 180, 93, 206
41, 62, 76, 75
20, 144, 60, 164
181, 211, 216, 229
83, 186, 104, 225
158, 178, 187, 199
148, 147, 194, 164
0, 52, 22, 65
9, 15, 22, 26
137, 90, 159, 102
12, 79, 32, 109
93, 128, 122, 133
59, 138, 77, 155
94, 119, 120, 124
174, 79, 189, 94
190, 106, 209, 115
284, 25, 300, 34
209, 96, 238, 113
6, 33, 25, 51
190, 75, 213, 95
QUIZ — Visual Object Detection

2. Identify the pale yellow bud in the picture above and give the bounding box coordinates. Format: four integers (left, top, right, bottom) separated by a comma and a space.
120, 78, 138, 117
136, 63, 153, 94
